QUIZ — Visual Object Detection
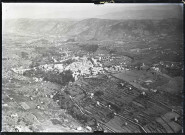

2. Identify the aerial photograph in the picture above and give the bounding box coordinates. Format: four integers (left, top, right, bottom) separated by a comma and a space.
2, 3, 183, 133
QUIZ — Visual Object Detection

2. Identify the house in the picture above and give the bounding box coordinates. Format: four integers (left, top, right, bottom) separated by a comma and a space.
20, 102, 30, 110
150, 89, 157, 93
151, 67, 160, 72
145, 80, 153, 83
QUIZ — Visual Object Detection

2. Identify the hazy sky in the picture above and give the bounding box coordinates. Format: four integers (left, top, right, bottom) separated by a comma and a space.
2, 3, 183, 20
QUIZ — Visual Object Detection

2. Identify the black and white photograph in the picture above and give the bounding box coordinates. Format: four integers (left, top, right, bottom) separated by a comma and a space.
2, 3, 183, 133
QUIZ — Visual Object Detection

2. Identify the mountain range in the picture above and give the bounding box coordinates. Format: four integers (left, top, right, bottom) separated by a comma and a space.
3, 17, 183, 41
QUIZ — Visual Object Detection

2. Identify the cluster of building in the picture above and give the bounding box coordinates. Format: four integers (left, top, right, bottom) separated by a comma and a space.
159, 61, 181, 69
38, 63, 73, 74
36, 56, 105, 81
65, 56, 104, 80
104, 65, 130, 73
150, 60, 182, 74
11, 67, 30, 75
94, 54, 132, 64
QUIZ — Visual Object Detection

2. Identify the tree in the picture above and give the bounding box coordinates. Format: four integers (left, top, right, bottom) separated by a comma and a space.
60, 70, 75, 85
42, 70, 74, 86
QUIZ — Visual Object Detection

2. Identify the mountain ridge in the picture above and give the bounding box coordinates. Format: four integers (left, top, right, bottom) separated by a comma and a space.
3, 18, 182, 41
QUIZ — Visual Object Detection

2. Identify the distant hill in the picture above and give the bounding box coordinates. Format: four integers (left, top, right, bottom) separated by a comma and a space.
2, 18, 183, 41
64, 18, 182, 41
2, 18, 77, 35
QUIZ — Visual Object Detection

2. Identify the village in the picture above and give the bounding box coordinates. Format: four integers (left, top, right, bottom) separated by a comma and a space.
5, 44, 182, 133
